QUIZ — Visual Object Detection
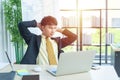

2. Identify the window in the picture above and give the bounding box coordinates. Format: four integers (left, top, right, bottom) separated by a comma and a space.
59, 0, 120, 65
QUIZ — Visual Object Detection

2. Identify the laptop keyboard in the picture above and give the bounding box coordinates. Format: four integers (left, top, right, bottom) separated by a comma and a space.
47, 67, 57, 74
52, 70, 56, 74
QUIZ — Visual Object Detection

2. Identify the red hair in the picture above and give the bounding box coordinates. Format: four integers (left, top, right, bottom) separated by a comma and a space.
40, 16, 57, 26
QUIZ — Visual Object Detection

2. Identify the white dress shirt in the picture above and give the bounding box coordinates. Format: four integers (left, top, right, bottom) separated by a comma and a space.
36, 35, 58, 65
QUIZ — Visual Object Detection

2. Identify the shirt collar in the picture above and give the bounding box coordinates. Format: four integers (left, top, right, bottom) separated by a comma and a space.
41, 35, 50, 39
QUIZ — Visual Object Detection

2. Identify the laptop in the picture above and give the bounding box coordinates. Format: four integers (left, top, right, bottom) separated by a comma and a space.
5, 51, 15, 71
47, 50, 96, 76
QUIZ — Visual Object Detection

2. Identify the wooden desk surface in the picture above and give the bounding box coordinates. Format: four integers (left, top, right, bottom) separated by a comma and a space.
0, 64, 119, 80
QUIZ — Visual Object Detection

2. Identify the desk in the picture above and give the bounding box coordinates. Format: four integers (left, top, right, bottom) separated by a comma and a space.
0, 64, 119, 80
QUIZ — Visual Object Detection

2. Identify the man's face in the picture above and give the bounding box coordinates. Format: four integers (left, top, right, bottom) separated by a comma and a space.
41, 25, 57, 37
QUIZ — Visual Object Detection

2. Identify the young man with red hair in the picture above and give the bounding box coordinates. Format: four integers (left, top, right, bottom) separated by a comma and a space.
18, 16, 77, 65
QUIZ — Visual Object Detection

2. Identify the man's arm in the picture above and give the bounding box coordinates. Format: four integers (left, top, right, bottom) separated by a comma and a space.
57, 29, 77, 48
18, 20, 37, 44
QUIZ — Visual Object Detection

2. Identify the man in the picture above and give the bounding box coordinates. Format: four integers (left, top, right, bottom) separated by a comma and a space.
18, 16, 77, 64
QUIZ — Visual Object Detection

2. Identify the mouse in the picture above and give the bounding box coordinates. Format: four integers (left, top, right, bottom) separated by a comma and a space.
91, 65, 101, 70
33, 67, 41, 72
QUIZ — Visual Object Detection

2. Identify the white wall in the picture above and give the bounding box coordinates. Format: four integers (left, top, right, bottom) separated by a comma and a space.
21, 0, 60, 21
21, 0, 61, 35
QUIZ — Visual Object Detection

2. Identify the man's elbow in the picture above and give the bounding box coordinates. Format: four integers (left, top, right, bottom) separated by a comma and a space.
73, 35, 78, 41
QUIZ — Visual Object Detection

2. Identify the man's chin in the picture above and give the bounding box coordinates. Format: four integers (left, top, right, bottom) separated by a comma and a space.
48, 35, 53, 38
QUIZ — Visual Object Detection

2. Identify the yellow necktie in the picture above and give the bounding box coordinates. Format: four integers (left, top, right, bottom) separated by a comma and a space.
46, 38, 57, 65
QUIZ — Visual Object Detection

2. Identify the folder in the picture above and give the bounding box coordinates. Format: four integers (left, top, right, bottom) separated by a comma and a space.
0, 71, 16, 80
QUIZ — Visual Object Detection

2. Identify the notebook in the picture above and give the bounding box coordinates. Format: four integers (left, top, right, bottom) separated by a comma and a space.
47, 50, 96, 76
22, 75, 39, 80
0, 51, 16, 80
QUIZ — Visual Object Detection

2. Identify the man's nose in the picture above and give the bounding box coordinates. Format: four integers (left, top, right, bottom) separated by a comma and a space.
52, 29, 56, 33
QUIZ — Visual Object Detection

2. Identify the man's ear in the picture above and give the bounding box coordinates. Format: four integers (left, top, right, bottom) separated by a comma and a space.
40, 26, 44, 31
37, 23, 43, 31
